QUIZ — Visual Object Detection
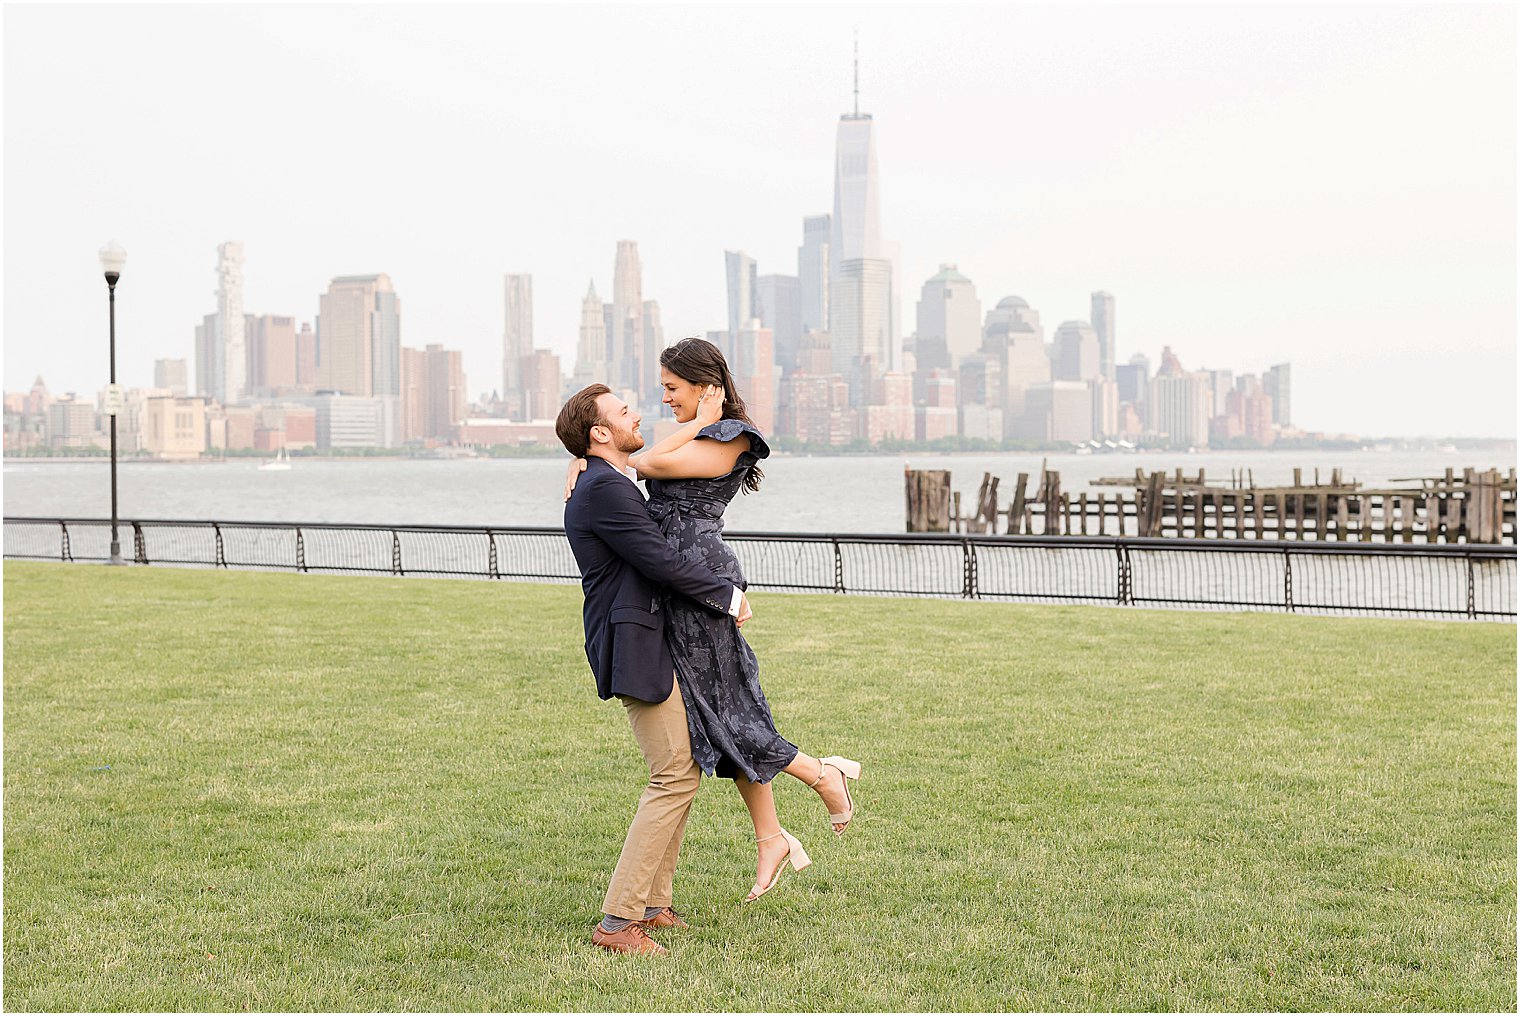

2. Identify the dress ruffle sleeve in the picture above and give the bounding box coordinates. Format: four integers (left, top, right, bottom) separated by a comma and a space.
697, 418, 771, 461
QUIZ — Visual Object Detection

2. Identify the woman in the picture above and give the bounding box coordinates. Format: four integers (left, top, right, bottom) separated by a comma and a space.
565, 337, 860, 903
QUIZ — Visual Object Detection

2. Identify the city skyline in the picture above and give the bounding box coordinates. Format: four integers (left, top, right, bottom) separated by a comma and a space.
3, 4, 1514, 437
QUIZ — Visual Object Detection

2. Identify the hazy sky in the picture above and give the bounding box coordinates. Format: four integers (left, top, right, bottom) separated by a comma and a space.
4, 3, 1515, 437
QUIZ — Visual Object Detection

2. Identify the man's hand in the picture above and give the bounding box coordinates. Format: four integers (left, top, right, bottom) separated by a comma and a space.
563, 457, 588, 502
696, 385, 726, 428
736, 592, 753, 628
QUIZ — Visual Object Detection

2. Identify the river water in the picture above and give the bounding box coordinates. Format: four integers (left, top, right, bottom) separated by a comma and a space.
4, 448, 1512, 533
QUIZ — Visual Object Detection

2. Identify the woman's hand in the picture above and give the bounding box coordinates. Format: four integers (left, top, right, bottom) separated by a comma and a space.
696, 385, 725, 428
562, 457, 588, 502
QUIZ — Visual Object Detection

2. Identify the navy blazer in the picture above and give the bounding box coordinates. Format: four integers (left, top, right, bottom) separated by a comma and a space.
564, 456, 738, 703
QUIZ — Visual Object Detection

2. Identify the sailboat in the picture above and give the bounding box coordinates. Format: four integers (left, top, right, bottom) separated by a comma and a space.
258, 446, 292, 471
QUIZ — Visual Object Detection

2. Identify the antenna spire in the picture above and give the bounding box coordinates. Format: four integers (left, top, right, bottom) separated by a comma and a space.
852, 29, 859, 117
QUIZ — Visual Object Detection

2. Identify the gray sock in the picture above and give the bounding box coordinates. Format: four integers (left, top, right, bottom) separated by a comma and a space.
599, 914, 635, 932
644, 906, 664, 920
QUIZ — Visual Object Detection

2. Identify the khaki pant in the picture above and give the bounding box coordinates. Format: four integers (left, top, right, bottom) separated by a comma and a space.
601, 673, 701, 920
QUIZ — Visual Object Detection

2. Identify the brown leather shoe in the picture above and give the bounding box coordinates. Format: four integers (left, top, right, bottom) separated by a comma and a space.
638, 907, 689, 929
591, 922, 669, 956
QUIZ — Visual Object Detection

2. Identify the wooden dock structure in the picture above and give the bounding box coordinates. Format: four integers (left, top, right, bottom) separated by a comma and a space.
903, 464, 1517, 544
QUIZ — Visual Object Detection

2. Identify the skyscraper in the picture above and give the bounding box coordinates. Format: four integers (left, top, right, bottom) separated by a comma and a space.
829, 45, 895, 396
216, 242, 246, 403
915, 264, 982, 367
401, 344, 467, 442
193, 312, 219, 400
731, 320, 774, 435
1266, 363, 1292, 426
316, 274, 400, 397
612, 241, 643, 395
502, 274, 532, 400
832, 257, 894, 402
798, 214, 830, 335
572, 280, 609, 389
153, 359, 188, 397
641, 300, 664, 395
1052, 321, 1101, 382
246, 314, 298, 393
724, 250, 757, 361
1090, 291, 1116, 381
757, 274, 801, 372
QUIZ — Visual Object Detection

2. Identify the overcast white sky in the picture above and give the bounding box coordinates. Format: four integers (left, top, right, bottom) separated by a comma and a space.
3, 3, 1515, 437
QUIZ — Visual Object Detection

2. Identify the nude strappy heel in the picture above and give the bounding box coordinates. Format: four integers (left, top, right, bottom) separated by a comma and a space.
810, 756, 862, 835
744, 828, 811, 903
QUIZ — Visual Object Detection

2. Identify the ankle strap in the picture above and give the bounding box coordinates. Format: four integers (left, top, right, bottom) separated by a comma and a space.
756, 830, 784, 843
807, 761, 830, 789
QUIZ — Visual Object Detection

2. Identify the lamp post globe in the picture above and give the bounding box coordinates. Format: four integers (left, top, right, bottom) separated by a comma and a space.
99, 241, 127, 566
98, 240, 127, 281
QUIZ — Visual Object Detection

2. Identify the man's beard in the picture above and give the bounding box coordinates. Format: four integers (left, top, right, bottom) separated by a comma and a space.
612, 429, 644, 453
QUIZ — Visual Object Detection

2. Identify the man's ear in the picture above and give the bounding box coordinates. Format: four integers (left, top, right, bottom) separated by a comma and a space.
588, 423, 609, 446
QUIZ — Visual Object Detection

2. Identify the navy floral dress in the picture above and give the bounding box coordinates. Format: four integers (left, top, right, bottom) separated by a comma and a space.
646, 419, 799, 783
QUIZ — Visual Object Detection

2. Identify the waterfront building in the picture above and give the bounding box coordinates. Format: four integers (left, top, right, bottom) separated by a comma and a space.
1116, 354, 1150, 408
193, 312, 218, 401
794, 329, 834, 377
732, 320, 775, 435
520, 348, 563, 422
297, 393, 400, 449
1205, 369, 1234, 416
612, 241, 644, 396
1020, 381, 1093, 444
401, 344, 467, 442
247, 314, 298, 394
154, 359, 188, 397
572, 280, 611, 390
758, 274, 801, 372
1149, 363, 1213, 447
959, 402, 1004, 443
216, 242, 247, 404
641, 300, 664, 399
916, 265, 982, 366
316, 274, 401, 398
1052, 320, 1101, 382
141, 396, 208, 459
798, 214, 830, 336
778, 373, 853, 445
829, 52, 896, 398
724, 249, 758, 361
832, 256, 894, 401
295, 324, 317, 390
45, 396, 98, 448
1089, 377, 1119, 440
502, 274, 532, 406
958, 353, 1002, 408
858, 371, 913, 444
1090, 291, 1116, 381
1266, 363, 1292, 426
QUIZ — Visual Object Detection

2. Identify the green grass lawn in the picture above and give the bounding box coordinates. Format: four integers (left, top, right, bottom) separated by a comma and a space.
3, 561, 1514, 1012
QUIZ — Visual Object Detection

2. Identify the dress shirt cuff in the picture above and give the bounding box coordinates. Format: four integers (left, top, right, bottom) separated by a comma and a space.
728, 587, 744, 617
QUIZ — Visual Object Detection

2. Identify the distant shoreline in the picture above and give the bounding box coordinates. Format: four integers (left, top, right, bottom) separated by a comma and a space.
5, 438, 1518, 466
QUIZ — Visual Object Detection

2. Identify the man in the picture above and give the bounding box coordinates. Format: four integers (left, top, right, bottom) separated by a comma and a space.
555, 384, 750, 957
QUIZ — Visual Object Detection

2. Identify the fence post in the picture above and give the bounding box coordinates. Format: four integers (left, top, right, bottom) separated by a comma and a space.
296, 527, 308, 573
1467, 552, 1477, 620
58, 521, 72, 562
1283, 547, 1294, 612
1116, 542, 1132, 605
132, 522, 148, 565
486, 530, 500, 580
832, 538, 845, 594
962, 540, 977, 599
392, 530, 404, 576
213, 523, 226, 569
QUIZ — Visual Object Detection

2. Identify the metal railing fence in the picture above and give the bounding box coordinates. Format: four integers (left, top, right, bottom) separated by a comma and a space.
4, 516, 1514, 621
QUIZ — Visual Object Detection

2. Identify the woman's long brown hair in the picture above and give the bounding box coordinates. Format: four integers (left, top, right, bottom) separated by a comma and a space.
659, 337, 764, 493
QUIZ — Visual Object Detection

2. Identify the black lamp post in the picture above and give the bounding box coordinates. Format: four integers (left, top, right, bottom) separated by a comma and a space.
99, 241, 127, 566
